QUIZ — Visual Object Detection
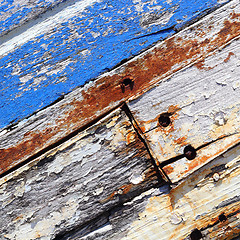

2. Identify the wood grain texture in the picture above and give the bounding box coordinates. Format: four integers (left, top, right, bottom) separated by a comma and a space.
51, 143, 240, 240
0, 107, 160, 240
128, 31, 240, 182
0, 0, 239, 176
120, 144, 240, 240
0, 0, 229, 129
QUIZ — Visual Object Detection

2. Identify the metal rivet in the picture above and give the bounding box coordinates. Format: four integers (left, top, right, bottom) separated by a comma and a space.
219, 213, 227, 222
190, 228, 203, 240
184, 145, 197, 160
120, 78, 134, 93
158, 113, 171, 127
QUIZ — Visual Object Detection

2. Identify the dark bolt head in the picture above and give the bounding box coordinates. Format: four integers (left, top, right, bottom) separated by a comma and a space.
158, 113, 171, 127
218, 213, 227, 222
184, 145, 197, 160
121, 78, 134, 93
190, 228, 203, 240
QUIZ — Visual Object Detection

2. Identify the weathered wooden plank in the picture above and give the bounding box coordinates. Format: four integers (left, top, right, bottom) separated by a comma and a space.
1, 0, 239, 176
128, 29, 240, 182
0, 0, 65, 36
0, 0, 230, 129
61, 143, 239, 240
163, 133, 240, 183
0, 107, 161, 240
121, 143, 240, 240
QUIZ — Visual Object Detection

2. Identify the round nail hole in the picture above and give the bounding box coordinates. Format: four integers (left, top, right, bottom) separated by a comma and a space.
158, 113, 171, 127
190, 228, 203, 240
184, 145, 197, 160
219, 213, 227, 222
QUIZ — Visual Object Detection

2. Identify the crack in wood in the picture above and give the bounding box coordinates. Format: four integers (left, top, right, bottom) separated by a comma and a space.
121, 103, 171, 185
160, 134, 240, 169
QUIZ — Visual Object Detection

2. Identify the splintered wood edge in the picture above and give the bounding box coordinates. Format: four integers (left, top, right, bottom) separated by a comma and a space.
0, 0, 240, 175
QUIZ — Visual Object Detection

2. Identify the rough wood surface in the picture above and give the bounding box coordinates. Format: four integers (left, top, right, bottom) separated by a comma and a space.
0, 0, 227, 129
120, 144, 240, 240
50, 143, 240, 240
1, 0, 239, 176
0, 107, 161, 240
128, 32, 240, 182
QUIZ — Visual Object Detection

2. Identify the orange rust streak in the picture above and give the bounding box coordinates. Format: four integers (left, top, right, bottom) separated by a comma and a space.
0, 128, 53, 174
195, 59, 214, 70
173, 136, 187, 145
1, 13, 240, 175
224, 52, 235, 63
163, 165, 174, 175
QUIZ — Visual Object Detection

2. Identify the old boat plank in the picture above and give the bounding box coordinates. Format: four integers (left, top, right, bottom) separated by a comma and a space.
120, 143, 240, 240
0, 107, 161, 240
1, 0, 239, 175
128, 28, 240, 182
0, 0, 228, 129
53, 142, 240, 240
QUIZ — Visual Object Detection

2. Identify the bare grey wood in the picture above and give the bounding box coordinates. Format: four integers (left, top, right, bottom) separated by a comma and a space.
0, 108, 159, 240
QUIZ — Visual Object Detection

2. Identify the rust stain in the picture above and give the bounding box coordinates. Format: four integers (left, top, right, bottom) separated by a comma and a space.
163, 165, 174, 175
168, 189, 240, 240
13, 215, 24, 222
167, 105, 181, 115
224, 52, 235, 63
195, 59, 214, 70
1, 10, 240, 175
162, 133, 240, 183
186, 136, 240, 174
173, 136, 187, 146
0, 128, 53, 174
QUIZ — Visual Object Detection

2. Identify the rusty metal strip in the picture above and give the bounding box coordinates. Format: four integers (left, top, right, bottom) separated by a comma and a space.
1, 0, 240, 175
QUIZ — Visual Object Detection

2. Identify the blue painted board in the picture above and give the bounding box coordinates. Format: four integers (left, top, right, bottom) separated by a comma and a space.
0, 0, 66, 36
0, 0, 229, 129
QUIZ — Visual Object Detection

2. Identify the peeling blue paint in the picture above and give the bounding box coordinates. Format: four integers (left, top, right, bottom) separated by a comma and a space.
0, 0, 229, 129
0, 0, 66, 35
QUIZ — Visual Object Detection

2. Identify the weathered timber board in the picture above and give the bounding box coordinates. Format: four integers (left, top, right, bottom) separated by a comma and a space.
120, 144, 240, 240
1, 0, 239, 176
128, 31, 240, 182
55, 143, 240, 240
0, 0, 228, 129
0, 107, 161, 240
